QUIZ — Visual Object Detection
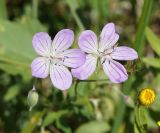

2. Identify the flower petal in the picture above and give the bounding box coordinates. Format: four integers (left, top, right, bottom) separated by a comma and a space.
110, 46, 138, 60
52, 29, 74, 52
31, 57, 50, 78
32, 32, 51, 56
78, 30, 98, 54
50, 65, 72, 90
71, 54, 97, 80
62, 49, 86, 68
101, 23, 115, 37
99, 23, 119, 51
102, 59, 128, 83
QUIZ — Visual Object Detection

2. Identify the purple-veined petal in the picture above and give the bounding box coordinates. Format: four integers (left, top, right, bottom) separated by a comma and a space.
110, 46, 138, 60
52, 29, 74, 52
50, 65, 72, 90
99, 23, 119, 51
71, 54, 97, 80
102, 59, 128, 83
31, 57, 50, 78
62, 49, 86, 68
78, 30, 98, 54
32, 32, 51, 56
101, 23, 115, 37
99, 33, 119, 52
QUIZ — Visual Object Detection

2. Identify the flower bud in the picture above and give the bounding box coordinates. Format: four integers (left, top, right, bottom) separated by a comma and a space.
27, 86, 39, 111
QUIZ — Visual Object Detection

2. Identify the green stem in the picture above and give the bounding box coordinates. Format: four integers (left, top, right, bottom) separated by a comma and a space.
66, 0, 85, 31
32, 0, 39, 19
74, 80, 79, 98
74, 79, 109, 82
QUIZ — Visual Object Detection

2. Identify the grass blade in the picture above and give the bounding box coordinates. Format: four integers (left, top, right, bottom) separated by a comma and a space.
134, 0, 153, 56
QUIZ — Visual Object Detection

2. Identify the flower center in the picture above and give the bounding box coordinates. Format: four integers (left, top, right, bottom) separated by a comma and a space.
48, 53, 64, 66
48, 52, 68, 66
49, 56, 61, 65
96, 48, 114, 64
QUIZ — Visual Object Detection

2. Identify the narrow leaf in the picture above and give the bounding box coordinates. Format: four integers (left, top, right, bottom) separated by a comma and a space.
142, 58, 160, 68
134, 0, 153, 56
145, 27, 160, 56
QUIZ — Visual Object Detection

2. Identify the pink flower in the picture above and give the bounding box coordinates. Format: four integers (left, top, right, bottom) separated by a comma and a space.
31, 29, 86, 90
72, 23, 138, 83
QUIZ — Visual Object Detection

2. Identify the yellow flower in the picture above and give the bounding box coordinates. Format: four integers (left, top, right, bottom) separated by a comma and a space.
138, 88, 156, 106
157, 121, 160, 126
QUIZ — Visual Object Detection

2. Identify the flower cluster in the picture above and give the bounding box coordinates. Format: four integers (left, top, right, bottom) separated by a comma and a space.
31, 23, 138, 90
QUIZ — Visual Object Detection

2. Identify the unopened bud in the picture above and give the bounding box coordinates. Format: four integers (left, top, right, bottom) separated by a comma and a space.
27, 86, 39, 111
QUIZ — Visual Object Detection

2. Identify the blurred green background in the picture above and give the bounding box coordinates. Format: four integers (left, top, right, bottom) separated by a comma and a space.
0, 0, 160, 133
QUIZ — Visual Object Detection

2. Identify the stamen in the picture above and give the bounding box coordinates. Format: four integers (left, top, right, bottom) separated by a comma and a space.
102, 59, 106, 64
64, 56, 69, 58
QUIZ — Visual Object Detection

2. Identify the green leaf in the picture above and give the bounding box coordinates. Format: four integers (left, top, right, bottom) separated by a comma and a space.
73, 96, 93, 118
56, 119, 72, 133
4, 85, 20, 102
75, 121, 110, 133
142, 58, 160, 68
0, 18, 46, 79
43, 112, 57, 127
43, 110, 71, 133
0, 62, 31, 80
145, 27, 160, 56
42, 110, 68, 127
134, 122, 140, 133
21, 111, 45, 133
135, 106, 148, 133
134, 0, 153, 56
20, 16, 47, 34
77, 82, 89, 96
135, 106, 147, 126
